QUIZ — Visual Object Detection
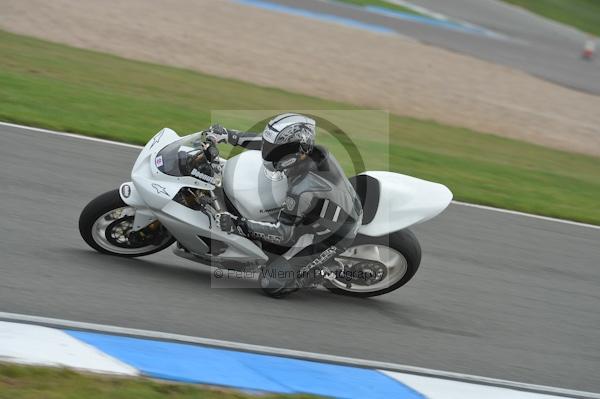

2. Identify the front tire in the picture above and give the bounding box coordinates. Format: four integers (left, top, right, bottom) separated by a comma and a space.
325, 229, 421, 298
79, 189, 175, 257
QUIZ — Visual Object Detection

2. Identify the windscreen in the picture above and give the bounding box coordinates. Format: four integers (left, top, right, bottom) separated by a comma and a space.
155, 133, 206, 177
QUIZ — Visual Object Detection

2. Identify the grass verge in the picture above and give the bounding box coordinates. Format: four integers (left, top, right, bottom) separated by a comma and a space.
0, 363, 317, 399
502, 0, 600, 36
1, 29, 599, 224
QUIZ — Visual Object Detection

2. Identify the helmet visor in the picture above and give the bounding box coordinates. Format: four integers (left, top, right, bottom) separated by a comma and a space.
262, 141, 299, 163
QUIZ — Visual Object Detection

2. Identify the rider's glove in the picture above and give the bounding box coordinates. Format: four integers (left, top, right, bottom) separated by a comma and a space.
206, 124, 229, 144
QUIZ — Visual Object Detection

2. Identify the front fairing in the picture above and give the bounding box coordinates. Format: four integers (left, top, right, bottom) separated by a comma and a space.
131, 128, 181, 175
155, 133, 202, 173
127, 129, 267, 262
131, 130, 215, 207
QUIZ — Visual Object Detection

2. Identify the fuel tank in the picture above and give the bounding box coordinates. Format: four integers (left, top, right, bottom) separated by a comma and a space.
223, 150, 288, 221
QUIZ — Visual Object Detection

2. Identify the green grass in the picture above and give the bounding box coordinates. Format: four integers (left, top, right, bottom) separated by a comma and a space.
503, 0, 600, 36
1, 29, 599, 224
0, 363, 318, 399
332, 0, 419, 15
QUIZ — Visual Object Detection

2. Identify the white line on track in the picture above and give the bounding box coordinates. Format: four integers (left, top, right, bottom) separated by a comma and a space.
452, 201, 600, 230
1, 121, 598, 230
0, 121, 143, 149
0, 312, 597, 399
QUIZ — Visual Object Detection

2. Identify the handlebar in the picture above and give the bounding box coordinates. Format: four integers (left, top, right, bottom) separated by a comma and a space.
195, 129, 220, 163
204, 140, 219, 163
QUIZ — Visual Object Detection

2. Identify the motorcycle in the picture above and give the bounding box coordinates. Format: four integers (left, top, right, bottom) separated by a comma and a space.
79, 128, 452, 297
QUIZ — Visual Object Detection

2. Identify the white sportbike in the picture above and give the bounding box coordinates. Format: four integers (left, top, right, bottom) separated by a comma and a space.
79, 128, 452, 297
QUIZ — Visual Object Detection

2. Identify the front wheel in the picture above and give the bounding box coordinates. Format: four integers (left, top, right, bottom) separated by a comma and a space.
79, 189, 175, 257
324, 230, 421, 298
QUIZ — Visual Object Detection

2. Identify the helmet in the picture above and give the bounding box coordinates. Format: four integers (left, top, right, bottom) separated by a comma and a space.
261, 113, 316, 172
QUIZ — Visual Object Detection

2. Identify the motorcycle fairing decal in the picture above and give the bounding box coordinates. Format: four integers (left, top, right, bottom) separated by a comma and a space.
190, 168, 218, 186
149, 130, 165, 149
259, 207, 282, 215
151, 183, 169, 197
121, 184, 131, 199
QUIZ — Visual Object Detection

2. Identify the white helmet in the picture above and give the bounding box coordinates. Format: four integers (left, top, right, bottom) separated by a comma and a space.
261, 113, 316, 172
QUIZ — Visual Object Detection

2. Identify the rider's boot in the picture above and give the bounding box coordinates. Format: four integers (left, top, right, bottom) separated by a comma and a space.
259, 256, 300, 298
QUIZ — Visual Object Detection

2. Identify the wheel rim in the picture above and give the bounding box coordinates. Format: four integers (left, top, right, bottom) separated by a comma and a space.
329, 244, 408, 293
91, 207, 172, 255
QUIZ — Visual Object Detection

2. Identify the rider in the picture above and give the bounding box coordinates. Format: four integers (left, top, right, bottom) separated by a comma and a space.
206, 113, 363, 297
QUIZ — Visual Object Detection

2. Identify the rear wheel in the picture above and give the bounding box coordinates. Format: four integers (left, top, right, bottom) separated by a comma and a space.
324, 229, 421, 298
79, 189, 175, 257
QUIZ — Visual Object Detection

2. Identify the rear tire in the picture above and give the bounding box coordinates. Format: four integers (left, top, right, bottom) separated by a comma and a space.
324, 229, 421, 298
79, 189, 175, 257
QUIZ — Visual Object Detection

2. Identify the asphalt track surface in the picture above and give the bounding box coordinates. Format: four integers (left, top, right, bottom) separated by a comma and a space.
267, 0, 600, 95
1, 124, 599, 392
